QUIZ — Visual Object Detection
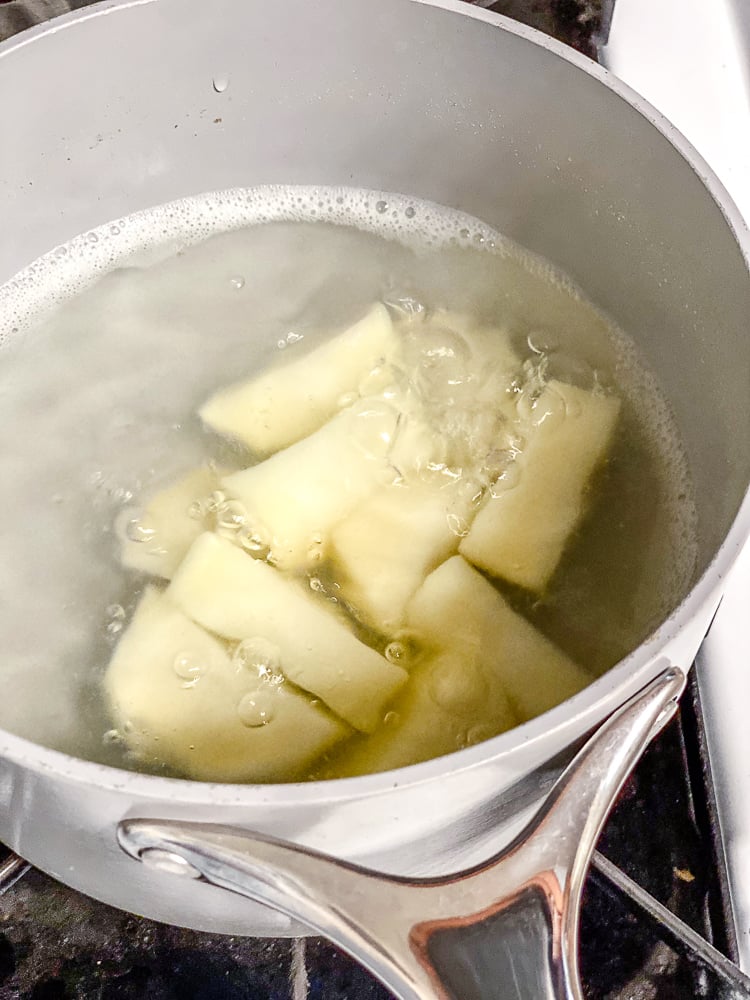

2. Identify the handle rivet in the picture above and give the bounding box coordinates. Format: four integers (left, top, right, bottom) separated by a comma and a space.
140, 848, 202, 879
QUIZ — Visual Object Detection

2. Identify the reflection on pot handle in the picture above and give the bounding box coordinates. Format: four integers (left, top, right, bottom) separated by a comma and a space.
118, 666, 685, 1000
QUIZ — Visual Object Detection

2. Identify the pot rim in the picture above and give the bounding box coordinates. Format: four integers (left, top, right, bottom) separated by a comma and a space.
0, 0, 749, 807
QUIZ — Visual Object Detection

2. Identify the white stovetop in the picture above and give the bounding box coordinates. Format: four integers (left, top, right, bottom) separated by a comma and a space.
601, 0, 750, 971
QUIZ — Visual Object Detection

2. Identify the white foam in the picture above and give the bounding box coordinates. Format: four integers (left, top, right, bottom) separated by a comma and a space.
1, 185, 575, 348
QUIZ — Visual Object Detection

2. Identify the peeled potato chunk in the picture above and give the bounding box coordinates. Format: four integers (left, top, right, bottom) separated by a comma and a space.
167, 533, 407, 732
331, 646, 517, 777
336, 552, 591, 777
199, 303, 398, 455
329, 480, 472, 634
460, 381, 620, 591
407, 555, 592, 722
221, 402, 400, 570
118, 466, 220, 580
103, 587, 349, 782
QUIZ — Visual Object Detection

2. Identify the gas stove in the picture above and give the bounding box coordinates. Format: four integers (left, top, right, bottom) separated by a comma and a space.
0, 1, 749, 998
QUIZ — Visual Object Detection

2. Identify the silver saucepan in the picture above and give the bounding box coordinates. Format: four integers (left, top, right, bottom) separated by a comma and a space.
0, 0, 748, 939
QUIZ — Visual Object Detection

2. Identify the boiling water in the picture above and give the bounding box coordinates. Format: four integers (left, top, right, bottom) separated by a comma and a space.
0, 186, 697, 774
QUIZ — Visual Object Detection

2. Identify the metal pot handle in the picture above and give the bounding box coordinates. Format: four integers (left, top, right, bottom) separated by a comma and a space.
118, 666, 685, 1000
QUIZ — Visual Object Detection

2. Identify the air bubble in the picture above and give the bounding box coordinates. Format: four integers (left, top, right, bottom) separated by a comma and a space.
173, 652, 208, 683
229, 275, 245, 290
206, 490, 227, 513
383, 294, 425, 321
348, 399, 397, 460
121, 511, 157, 544
105, 603, 126, 637
103, 728, 125, 746
529, 384, 567, 428
109, 485, 134, 505
405, 206, 416, 219
238, 526, 268, 553
489, 462, 522, 496
483, 446, 518, 482
187, 499, 205, 520
384, 636, 419, 665
306, 533, 325, 564
212, 74, 230, 93
238, 690, 275, 727
446, 512, 470, 537
216, 499, 247, 532
384, 641, 406, 664
233, 637, 282, 680
383, 710, 400, 727
375, 200, 388, 214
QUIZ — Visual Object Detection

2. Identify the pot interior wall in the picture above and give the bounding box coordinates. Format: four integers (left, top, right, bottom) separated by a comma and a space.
0, 0, 748, 582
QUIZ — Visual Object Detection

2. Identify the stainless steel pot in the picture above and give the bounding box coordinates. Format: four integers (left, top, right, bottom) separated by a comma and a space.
0, 0, 748, 937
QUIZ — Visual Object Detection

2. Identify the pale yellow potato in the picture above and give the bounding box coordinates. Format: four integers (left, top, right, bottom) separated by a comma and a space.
199, 303, 398, 455
407, 555, 592, 722
329, 480, 473, 634
103, 586, 350, 782
460, 381, 620, 591
167, 533, 407, 732
221, 403, 400, 570
118, 466, 220, 580
331, 647, 517, 777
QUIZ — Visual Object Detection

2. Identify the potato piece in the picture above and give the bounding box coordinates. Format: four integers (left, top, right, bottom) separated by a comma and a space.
407, 555, 592, 722
329, 480, 472, 634
167, 533, 407, 732
103, 587, 349, 782
118, 466, 220, 580
221, 403, 400, 570
460, 381, 620, 591
199, 303, 398, 455
330, 647, 517, 777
